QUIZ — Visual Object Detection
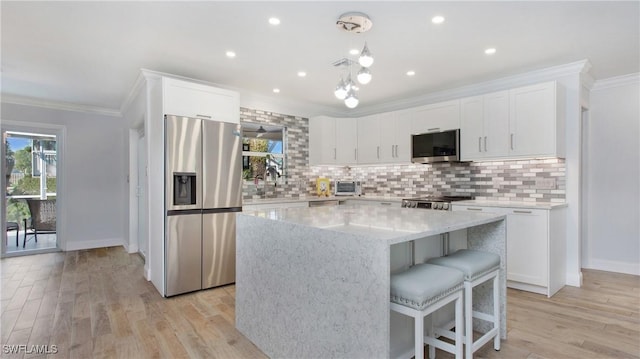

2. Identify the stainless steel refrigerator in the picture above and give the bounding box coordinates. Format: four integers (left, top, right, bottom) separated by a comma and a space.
164, 115, 242, 297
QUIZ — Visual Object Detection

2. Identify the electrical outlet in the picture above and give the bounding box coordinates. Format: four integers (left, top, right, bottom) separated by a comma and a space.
536, 178, 556, 189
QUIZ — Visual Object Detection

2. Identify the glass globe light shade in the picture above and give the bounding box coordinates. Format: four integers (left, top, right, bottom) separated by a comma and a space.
357, 67, 372, 85
334, 79, 347, 100
358, 43, 374, 68
344, 89, 359, 109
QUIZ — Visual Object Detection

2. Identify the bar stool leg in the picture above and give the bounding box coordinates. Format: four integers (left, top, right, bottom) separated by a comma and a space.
493, 274, 501, 351
415, 313, 424, 359
464, 281, 473, 359
455, 294, 464, 359
427, 316, 435, 359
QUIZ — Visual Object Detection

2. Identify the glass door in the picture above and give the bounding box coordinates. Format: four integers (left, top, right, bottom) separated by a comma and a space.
3, 131, 58, 255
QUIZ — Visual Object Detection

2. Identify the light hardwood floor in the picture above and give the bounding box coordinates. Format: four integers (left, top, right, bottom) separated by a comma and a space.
1, 247, 638, 359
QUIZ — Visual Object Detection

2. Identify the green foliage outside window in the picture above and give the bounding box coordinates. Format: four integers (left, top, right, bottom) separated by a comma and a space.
14, 146, 32, 175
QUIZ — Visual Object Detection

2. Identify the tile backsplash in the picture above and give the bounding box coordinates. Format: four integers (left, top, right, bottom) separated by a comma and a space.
240, 107, 565, 203
240, 107, 314, 199
309, 159, 566, 203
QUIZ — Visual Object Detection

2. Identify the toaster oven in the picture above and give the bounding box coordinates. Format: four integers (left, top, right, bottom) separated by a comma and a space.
334, 180, 362, 196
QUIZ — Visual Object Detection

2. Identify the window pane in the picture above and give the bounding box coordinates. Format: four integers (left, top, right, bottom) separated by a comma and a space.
241, 123, 286, 181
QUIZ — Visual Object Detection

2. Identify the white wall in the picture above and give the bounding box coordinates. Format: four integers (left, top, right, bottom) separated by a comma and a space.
583, 74, 640, 275
1, 102, 127, 250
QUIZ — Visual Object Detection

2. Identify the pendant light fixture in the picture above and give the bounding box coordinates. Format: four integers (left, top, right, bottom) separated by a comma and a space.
333, 12, 374, 109
344, 88, 359, 109
358, 42, 374, 68
356, 66, 372, 84
334, 77, 348, 100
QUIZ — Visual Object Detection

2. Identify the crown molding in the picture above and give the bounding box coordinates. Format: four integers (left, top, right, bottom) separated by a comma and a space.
349, 59, 593, 117
1, 94, 121, 117
592, 72, 640, 92
120, 71, 148, 116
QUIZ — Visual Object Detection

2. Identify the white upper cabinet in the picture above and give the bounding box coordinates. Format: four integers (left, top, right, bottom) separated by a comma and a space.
309, 116, 337, 165
461, 81, 564, 161
309, 116, 357, 165
460, 95, 485, 160
357, 112, 411, 164
335, 118, 358, 165
460, 91, 510, 161
410, 99, 461, 134
379, 111, 411, 163
163, 78, 239, 123
509, 81, 564, 158
309, 81, 564, 166
356, 115, 380, 164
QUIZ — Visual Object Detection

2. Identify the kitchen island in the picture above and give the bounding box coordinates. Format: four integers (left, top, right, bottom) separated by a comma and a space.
236, 204, 506, 358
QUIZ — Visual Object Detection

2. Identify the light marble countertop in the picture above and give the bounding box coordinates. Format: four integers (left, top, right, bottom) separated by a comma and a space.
239, 204, 505, 245
242, 195, 403, 205
454, 199, 567, 210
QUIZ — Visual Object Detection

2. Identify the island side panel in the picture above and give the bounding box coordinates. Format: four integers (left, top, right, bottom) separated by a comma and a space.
467, 219, 507, 339
236, 214, 391, 358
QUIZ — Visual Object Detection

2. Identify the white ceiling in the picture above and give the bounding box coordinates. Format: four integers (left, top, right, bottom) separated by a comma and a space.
2, 1, 638, 116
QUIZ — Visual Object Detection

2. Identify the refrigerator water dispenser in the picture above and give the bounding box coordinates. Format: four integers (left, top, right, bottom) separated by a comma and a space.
173, 172, 197, 205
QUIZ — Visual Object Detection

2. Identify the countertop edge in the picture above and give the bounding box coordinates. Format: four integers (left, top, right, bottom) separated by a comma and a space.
242, 196, 403, 205
453, 200, 567, 210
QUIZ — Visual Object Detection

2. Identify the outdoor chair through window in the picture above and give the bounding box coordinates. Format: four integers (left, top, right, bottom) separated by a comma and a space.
23, 198, 56, 248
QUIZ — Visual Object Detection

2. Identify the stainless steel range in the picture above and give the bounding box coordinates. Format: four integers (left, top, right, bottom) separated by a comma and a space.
401, 196, 473, 210
401, 195, 473, 257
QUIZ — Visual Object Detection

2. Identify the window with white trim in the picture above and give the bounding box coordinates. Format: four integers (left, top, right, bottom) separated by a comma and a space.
241, 123, 286, 182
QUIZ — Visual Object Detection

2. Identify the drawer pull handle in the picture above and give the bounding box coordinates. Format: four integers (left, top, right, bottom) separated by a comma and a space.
196, 114, 212, 119
380, 202, 392, 206
428, 127, 440, 132
466, 208, 483, 211
513, 210, 532, 214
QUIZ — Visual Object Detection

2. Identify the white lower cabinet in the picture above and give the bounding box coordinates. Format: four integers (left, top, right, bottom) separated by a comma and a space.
452, 204, 566, 297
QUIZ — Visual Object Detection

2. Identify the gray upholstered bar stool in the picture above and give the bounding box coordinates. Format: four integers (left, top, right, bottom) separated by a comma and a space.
427, 249, 501, 359
390, 263, 465, 359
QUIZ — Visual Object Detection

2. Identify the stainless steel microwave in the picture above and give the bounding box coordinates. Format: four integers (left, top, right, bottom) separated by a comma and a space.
411, 129, 460, 163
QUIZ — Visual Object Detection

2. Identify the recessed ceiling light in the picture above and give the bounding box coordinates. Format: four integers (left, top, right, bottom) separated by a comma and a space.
406, 70, 416, 76
273, 88, 280, 93
485, 48, 497, 55
297, 71, 307, 77
349, 48, 360, 55
269, 17, 281, 26
225, 51, 236, 58
432, 16, 445, 24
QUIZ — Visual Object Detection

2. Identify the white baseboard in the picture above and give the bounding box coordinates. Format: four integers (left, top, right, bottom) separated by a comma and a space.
127, 243, 139, 254
566, 271, 583, 287
65, 237, 124, 251
583, 259, 640, 276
